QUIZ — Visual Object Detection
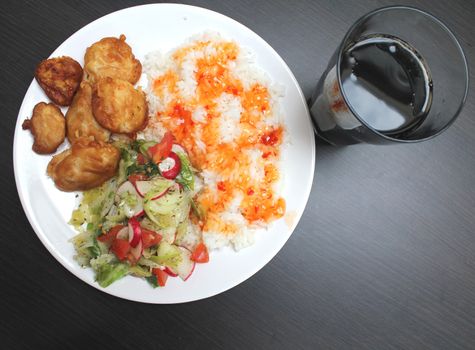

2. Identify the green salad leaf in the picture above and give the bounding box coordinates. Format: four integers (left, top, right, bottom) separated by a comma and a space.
94, 262, 129, 288
175, 152, 194, 191
190, 198, 205, 221
150, 242, 182, 270
87, 237, 101, 258
146, 275, 159, 288
70, 140, 203, 288
117, 147, 136, 184
136, 140, 156, 156
69, 178, 117, 229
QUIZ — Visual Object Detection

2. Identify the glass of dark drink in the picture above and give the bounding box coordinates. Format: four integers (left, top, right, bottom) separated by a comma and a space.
309, 6, 469, 145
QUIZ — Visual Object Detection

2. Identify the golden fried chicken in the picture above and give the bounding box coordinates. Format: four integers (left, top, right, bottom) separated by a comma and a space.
22, 102, 66, 154
35, 56, 83, 106
84, 34, 142, 84
92, 77, 148, 134
66, 81, 111, 144
47, 137, 120, 192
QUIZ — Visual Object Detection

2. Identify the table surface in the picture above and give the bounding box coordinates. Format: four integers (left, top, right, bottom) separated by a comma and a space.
2, 0, 474, 349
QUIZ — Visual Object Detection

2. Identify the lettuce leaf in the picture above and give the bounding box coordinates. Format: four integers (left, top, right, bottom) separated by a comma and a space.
94, 262, 129, 288
175, 152, 194, 191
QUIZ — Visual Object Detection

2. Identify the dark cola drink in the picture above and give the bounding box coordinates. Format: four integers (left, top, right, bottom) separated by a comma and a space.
341, 34, 433, 134
310, 34, 434, 144
310, 7, 468, 145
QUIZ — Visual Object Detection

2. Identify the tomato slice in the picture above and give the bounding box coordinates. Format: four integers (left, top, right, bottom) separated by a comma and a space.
152, 268, 168, 287
148, 131, 174, 163
97, 225, 125, 243
111, 239, 131, 261
141, 228, 162, 249
128, 173, 148, 186
191, 242, 209, 263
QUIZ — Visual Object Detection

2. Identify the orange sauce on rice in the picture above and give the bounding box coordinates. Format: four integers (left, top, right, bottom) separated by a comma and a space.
151, 39, 285, 234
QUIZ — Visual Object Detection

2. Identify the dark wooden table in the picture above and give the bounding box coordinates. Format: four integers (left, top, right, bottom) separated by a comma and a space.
2, 1, 474, 349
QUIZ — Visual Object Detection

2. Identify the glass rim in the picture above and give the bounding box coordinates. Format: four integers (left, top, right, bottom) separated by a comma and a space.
336, 5, 470, 143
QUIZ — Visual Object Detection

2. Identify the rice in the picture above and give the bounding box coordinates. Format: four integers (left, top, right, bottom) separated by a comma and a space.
142, 32, 286, 251
214, 93, 243, 144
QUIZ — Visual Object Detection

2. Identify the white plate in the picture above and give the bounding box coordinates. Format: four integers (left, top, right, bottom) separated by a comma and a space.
13, 4, 315, 303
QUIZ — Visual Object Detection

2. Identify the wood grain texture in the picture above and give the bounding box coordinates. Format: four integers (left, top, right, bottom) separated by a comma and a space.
1, 0, 474, 349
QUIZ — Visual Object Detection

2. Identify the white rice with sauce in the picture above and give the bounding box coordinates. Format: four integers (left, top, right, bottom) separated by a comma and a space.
140, 32, 286, 251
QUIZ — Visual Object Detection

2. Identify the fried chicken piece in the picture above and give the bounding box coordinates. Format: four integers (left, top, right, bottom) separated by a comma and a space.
35, 56, 83, 106
47, 136, 120, 192
92, 77, 148, 134
22, 102, 66, 154
84, 34, 142, 84
66, 81, 111, 144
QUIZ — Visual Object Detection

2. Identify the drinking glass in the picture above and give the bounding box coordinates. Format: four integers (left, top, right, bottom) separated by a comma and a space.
309, 6, 469, 145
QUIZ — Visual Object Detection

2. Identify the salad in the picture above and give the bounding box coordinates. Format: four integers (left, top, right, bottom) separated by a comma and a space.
70, 132, 209, 288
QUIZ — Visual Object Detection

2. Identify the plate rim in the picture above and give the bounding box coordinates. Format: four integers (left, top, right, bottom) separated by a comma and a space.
13, 3, 316, 304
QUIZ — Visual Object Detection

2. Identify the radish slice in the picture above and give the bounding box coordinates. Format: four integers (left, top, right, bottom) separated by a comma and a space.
130, 239, 143, 261
127, 201, 144, 218
115, 181, 143, 217
160, 227, 177, 244
150, 188, 169, 200
133, 210, 145, 218
135, 180, 171, 200
115, 181, 138, 202
116, 227, 129, 240
128, 217, 142, 248
134, 181, 154, 197
175, 246, 195, 281
159, 152, 181, 179
163, 266, 178, 277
